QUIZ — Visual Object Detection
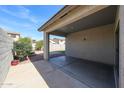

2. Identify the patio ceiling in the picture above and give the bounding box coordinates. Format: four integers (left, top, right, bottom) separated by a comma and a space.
49, 6, 118, 37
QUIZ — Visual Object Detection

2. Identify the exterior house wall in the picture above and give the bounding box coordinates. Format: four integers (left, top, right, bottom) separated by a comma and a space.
8, 33, 20, 42
119, 5, 124, 88
0, 28, 13, 87
66, 24, 115, 65
13, 35, 20, 41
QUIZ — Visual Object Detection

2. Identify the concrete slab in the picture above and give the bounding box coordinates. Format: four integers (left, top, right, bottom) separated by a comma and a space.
32, 60, 89, 88
44, 69, 88, 88
2, 59, 89, 88
49, 56, 115, 88
50, 56, 74, 67
1, 62, 49, 88
2, 55, 115, 88
63, 62, 115, 88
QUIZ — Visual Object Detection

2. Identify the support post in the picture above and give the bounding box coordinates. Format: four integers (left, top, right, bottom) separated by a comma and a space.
43, 32, 49, 60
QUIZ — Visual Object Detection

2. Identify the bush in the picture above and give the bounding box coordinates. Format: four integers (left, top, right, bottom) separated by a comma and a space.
18, 37, 32, 44
35, 40, 43, 50
13, 42, 32, 61
13, 39, 33, 61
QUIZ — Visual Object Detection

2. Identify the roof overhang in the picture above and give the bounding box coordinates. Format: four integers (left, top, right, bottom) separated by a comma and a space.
38, 5, 118, 37
38, 5, 109, 32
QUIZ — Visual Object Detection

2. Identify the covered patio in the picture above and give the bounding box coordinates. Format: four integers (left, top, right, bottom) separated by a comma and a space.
38, 5, 121, 88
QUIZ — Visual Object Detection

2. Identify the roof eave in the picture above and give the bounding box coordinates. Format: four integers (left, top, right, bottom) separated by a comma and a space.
38, 5, 76, 32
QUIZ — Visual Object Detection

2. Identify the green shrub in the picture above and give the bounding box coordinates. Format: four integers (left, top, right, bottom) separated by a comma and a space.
13, 41, 32, 61
18, 37, 32, 44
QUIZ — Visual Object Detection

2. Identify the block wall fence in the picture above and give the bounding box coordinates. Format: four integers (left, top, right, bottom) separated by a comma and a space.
0, 28, 13, 87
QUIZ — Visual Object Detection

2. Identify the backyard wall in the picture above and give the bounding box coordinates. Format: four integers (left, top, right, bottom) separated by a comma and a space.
49, 43, 65, 52
0, 28, 13, 87
66, 24, 115, 65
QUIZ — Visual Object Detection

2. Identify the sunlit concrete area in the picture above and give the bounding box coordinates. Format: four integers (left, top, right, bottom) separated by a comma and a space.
1, 61, 49, 88
2, 58, 90, 88
2, 55, 115, 88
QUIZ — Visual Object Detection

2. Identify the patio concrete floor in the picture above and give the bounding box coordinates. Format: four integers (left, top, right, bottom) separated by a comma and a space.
1, 58, 88, 88
49, 56, 115, 88
2, 55, 115, 88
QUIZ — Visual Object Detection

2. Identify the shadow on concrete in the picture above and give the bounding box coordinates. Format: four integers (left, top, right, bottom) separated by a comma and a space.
29, 54, 116, 88
29, 52, 65, 62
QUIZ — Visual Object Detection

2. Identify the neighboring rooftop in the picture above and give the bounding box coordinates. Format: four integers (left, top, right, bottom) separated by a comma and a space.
50, 38, 65, 44
7, 31, 20, 35
0, 27, 20, 35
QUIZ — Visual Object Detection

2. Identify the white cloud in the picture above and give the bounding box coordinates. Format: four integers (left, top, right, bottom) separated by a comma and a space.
1, 17, 36, 29
29, 16, 39, 24
0, 5, 38, 24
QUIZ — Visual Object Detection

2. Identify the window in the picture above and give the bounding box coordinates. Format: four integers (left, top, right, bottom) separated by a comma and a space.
11, 34, 16, 38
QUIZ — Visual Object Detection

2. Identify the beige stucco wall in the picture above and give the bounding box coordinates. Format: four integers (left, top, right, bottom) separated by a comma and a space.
119, 5, 124, 88
66, 24, 115, 65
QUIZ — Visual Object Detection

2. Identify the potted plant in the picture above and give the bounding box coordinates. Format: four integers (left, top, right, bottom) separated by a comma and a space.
11, 60, 19, 66
11, 40, 32, 65
11, 51, 19, 66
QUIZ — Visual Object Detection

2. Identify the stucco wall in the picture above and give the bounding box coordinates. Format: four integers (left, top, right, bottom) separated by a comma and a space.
119, 5, 124, 88
66, 24, 115, 65
0, 28, 13, 87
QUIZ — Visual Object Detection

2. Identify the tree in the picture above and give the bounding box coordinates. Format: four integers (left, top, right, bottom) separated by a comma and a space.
18, 37, 32, 51
35, 40, 43, 50
18, 37, 32, 44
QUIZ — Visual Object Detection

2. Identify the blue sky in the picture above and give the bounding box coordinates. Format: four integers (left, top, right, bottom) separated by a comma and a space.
0, 5, 64, 40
